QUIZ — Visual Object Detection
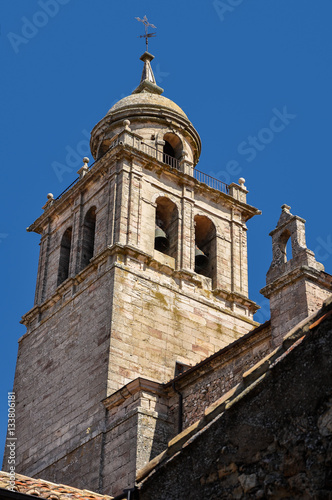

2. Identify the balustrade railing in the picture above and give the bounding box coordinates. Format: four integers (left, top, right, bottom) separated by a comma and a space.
193, 169, 229, 194
56, 133, 229, 200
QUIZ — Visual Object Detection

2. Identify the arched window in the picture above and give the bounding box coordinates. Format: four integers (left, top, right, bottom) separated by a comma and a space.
154, 197, 178, 260
286, 237, 293, 261
279, 229, 292, 263
80, 206, 96, 270
163, 133, 183, 168
57, 227, 72, 286
194, 215, 217, 284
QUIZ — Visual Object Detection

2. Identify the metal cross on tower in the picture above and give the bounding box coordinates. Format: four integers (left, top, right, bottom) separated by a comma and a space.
135, 15, 157, 51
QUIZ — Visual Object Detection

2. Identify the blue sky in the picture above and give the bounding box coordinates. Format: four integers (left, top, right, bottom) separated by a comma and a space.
1, 0, 332, 461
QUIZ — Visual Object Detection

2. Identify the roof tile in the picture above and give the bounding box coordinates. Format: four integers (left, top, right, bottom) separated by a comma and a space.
0, 472, 113, 500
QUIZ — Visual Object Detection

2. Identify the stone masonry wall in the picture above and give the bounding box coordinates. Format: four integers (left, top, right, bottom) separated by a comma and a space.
35, 434, 104, 493
167, 322, 271, 431
268, 276, 310, 345
3, 269, 115, 490
268, 275, 332, 346
107, 262, 257, 395
34, 172, 110, 305
306, 278, 332, 316
102, 384, 172, 496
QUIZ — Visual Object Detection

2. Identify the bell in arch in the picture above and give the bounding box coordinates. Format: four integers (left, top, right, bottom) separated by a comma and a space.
195, 245, 209, 270
155, 225, 169, 252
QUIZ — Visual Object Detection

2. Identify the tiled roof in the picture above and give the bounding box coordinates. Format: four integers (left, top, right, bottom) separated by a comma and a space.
0, 472, 113, 500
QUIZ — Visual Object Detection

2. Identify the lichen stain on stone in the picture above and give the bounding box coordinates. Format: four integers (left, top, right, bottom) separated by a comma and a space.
153, 291, 168, 308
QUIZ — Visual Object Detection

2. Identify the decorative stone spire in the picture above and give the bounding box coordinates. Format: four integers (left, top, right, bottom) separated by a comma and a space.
132, 52, 164, 95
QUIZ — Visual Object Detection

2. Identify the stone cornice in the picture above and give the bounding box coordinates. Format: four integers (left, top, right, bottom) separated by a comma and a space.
90, 104, 201, 162
27, 136, 260, 235
21, 244, 259, 333
212, 289, 260, 314
102, 377, 165, 411
260, 266, 332, 299
26, 148, 114, 235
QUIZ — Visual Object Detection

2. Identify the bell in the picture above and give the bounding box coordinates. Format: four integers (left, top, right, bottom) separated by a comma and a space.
195, 246, 209, 269
155, 225, 169, 252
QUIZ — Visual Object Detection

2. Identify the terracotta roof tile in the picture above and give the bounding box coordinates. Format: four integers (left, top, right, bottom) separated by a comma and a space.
0, 472, 113, 500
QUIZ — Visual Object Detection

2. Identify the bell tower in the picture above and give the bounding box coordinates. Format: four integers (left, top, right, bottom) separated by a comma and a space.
4, 50, 261, 496
261, 204, 332, 345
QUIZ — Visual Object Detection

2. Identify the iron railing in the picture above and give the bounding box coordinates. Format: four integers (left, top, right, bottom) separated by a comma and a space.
55, 135, 228, 200
55, 175, 87, 200
194, 169, 229, 194
129, 139, 180, 170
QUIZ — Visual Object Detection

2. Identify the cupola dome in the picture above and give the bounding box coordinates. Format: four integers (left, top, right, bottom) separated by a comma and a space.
90, 52, 201, 165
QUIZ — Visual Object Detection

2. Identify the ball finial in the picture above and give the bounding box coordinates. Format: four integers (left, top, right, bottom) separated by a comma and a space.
123, 119, 131, 131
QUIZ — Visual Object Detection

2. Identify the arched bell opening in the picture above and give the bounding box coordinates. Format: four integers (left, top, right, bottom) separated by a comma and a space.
194, 215, 217, 283
57, 227, 72, 286
279, 229, 292, 263
155, 197, 178, 260
163, 133, 183, 168
80, 206, 96, 271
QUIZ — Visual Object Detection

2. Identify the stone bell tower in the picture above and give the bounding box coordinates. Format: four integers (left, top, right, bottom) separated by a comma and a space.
4, 50, 261, 496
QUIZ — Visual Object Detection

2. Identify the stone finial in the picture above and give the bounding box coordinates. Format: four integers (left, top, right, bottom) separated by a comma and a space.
77, 157, 90, 179
42, 193, 54, 211
132, 51, 164, 95
238, 178, 246, 189
123, 119, 131, 131
281, 204, 291, 212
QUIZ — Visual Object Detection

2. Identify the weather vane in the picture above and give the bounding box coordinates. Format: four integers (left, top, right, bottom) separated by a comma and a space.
135, 15, 157, 52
